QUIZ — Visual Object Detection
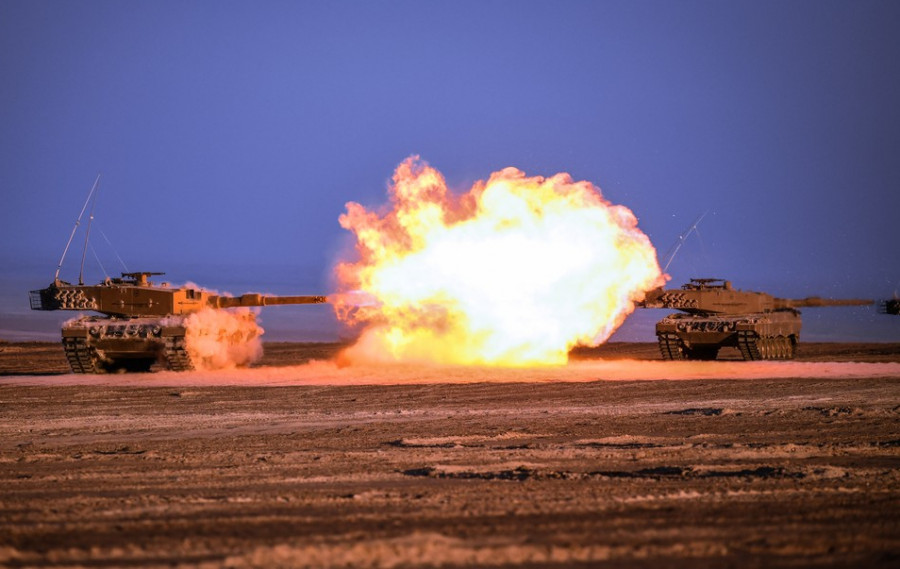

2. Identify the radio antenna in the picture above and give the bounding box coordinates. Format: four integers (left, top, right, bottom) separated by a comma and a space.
662, 211, 707, 273
54, 174, 101, 283
98, 227, 129, 274
78, 179, 101, 285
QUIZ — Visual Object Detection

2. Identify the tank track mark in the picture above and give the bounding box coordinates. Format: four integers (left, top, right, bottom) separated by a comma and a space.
62, 337, 102, 374
737, 331, 796, 361
164, 336, 194, 371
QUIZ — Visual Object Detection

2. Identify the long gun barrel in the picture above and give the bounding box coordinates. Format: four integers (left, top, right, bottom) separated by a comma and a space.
212, 294, 328, 308
775, 297, 873, 309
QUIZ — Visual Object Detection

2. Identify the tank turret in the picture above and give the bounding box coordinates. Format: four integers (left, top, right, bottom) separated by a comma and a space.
638, 278, 879, 361
31, 272, 327, 373
31, 272, 326, 316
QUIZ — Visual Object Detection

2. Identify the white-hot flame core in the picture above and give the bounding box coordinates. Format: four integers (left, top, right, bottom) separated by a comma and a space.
334, 158, 665, 366
182, 308, 263, 370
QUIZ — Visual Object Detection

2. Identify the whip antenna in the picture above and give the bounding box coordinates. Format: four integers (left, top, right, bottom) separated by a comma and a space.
55, 174, 101, 282
90, 244, 109, 280
98, 227, 129, 273
78, 177, 101, 285
662, 211, 707, 273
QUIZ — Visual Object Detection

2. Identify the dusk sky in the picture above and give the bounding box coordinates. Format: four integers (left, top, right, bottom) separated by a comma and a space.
2, 0, 898, 342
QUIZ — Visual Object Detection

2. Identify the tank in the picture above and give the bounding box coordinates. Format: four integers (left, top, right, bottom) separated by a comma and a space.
638, 278, 877, 361
31, 272, 327, 373
882, 298, 900, 316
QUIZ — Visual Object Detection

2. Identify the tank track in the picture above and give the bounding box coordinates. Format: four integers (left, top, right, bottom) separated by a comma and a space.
164, 336, 194, 371
62, 337, 102, 373
657, 332, 685, 360
736, 331, 761, 360
737, 331, 795, 360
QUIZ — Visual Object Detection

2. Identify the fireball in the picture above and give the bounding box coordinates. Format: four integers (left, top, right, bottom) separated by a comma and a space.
333, 157, 664, 366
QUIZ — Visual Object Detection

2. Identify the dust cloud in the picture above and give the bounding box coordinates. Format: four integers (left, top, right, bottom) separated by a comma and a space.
5, 359, 899, 387
178, 308, 263, 370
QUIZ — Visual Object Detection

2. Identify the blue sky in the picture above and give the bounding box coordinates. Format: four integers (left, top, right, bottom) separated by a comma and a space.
2, 0, 898, 342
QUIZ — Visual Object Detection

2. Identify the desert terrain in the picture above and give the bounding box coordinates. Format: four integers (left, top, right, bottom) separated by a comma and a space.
1, 341, 899, 568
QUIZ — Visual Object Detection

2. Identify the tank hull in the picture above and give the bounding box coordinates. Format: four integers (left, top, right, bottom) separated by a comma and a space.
61, 316, 193, 373
656, 310, 800, 361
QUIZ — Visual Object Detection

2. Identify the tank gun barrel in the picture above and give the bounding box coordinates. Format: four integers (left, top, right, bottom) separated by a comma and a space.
212, 294, 328, 308
776, 297, 873, 309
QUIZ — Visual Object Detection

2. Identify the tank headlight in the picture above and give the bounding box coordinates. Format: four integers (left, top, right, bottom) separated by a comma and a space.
152, 326, 162, 336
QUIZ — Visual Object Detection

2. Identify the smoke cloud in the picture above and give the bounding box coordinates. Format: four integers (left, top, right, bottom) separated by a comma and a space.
181, 308, 263, 370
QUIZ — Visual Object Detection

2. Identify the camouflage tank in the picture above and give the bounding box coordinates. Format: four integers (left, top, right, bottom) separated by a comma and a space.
31, 272, 327, 373
639, 278, 877, 361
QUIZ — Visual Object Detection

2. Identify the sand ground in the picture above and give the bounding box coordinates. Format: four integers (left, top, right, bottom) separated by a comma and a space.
1, 342, 898, 568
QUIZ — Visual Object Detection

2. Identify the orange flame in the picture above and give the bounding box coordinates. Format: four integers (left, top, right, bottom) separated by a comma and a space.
333, 157, 665, 366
